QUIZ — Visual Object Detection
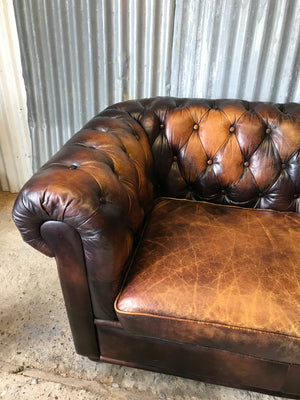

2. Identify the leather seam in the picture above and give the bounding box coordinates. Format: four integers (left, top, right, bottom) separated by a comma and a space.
156, 196, 300, 216
115, 307, 300, 341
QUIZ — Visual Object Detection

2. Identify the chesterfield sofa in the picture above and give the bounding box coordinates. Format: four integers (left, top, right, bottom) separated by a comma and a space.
13, 98, 300, 398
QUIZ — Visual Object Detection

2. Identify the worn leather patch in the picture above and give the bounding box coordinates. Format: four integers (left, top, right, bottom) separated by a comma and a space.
116, 198, 300, 362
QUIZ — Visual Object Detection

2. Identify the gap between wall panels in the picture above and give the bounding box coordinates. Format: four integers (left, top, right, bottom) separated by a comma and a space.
2, 0, 300, 191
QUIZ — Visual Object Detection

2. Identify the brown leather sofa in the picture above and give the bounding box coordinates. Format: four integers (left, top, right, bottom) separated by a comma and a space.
13, 98, 300, 398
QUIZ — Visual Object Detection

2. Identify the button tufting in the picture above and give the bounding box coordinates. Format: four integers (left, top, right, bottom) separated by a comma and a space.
229, 126, 235, 133
207, 159, 213, 165
294, 194, 299, 199
221, 190, 226, 195
160, 123, 165, 129
193, 123, 199, 130
99, 197, 106, 204
244, 161, 250, 167
258, 193, 263, 197
69, 164, 77, 170
281, 163, 286, 169
173, 155, 177, 162
266, 128, 271, 134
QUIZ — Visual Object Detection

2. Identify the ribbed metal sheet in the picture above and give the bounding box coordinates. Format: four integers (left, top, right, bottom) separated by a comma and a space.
14, 0, 175, 171
171, 0, 300, 101
0, 0, 32, 193
13, 0, 300, 172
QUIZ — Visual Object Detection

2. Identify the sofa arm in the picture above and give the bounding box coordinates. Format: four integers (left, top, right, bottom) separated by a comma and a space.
13, 110, 154, 320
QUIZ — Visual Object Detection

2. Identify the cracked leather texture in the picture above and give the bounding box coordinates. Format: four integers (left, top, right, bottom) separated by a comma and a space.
116, 198, 300, 363
13, 97, 300, 320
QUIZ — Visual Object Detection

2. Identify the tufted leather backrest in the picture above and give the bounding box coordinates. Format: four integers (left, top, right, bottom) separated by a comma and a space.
108, 97, 300, 213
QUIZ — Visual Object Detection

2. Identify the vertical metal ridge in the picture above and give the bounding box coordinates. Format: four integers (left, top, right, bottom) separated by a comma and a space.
289, 38, 300, 101
96, 0, 109, 110
61, 0, 81, 131
158, 0, 175, 95
50, 1, 72, 146
143, 0, 155, 97
22, 1, 46, 169
196, 0, 218, 98
40, 1, 62, 154
226, 0, 251, 99
273, 0, 300, 102
128, 0, 139, 99
241, 0, 271, 100
75, 0, 95, 121
111, 0, 124, 101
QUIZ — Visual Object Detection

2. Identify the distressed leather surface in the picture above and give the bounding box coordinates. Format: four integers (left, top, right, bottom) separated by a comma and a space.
13, 97, 300, 320
116, 198, 300, 363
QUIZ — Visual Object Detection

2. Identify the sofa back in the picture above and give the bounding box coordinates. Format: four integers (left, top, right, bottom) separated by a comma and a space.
109, 97, 300, 213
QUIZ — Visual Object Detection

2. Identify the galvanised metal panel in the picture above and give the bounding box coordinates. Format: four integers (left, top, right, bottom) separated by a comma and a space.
171, 0, 300, 102
13, 0, 300, 172
13, 0, 175, 170
0, 0, 32, 192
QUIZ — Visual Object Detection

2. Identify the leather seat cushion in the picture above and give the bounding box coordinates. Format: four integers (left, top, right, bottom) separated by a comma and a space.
115, 198, 300, 363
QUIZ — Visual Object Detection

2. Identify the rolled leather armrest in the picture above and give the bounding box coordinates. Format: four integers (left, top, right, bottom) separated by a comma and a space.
13, 109, 154, 319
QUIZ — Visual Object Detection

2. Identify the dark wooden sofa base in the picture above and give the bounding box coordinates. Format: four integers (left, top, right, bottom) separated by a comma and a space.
95, 321, 300, 399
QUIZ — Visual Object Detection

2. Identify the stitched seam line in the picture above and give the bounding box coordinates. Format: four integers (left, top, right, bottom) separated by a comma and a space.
115, 307, 300, 341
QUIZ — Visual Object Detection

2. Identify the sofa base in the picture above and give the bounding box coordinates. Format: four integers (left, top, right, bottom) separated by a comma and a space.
95, 322, 300, 399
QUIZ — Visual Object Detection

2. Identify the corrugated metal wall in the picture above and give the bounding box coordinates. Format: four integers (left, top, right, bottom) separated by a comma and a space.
13, 0, 175, 171
0, 0, 32, 192
171, 0, 300, 101
13, 0, 300, 173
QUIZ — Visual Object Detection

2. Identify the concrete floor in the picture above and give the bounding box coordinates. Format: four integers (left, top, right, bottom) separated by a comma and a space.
0, 191, 289, 400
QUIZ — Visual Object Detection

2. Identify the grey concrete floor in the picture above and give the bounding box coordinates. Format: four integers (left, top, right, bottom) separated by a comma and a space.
0, 191, 289, 400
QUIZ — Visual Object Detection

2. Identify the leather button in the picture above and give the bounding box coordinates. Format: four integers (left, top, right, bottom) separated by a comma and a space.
69, 165, 77, 170
221, 190, 226, 195
100, 197, 106, 204
282, 163, 286, 169
266, 128, 271, 134
294, 194, 299, 198
207, 159, 213, 165
229, 126, 235, 133
193, 123, 199, 130
244, 161, 250, 167
160, 124, 164, 129
173, 155, 177, 161
188, 186, 193, 191
258, 193, 263, 197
